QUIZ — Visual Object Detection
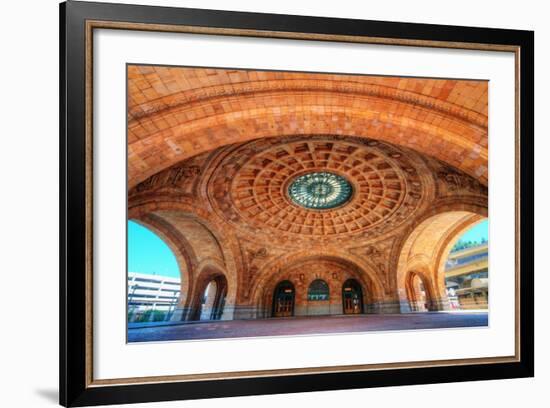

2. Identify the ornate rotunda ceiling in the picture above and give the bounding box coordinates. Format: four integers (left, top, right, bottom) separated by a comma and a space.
128, 133, 492, 250
206, 136, 430, 245
128, 66, 488, 252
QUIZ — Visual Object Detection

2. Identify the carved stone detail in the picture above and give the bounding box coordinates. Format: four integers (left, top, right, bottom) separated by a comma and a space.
131, 160, 204, 195
247, 247, 268, 262
436, 167, 488, 197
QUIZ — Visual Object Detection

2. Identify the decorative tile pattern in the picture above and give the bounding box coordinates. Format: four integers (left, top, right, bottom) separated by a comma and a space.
127, 66, 488, 188
207, 136, 426, 242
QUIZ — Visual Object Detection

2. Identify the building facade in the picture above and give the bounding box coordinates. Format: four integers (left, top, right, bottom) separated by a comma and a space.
127, 272, 181, 322
445, 243, 489, 310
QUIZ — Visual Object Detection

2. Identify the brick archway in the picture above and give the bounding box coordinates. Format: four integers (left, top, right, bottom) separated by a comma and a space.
405, 270, 437, 312
394, 204, 487, 312
130, 216, 194, 312
250, 252, 385, 318
128, 66, 488, 189
128, 199, 242, 320
189, 266, 229, 321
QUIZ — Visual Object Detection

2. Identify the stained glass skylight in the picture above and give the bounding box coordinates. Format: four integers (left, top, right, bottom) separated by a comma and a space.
288, 172, 353, 210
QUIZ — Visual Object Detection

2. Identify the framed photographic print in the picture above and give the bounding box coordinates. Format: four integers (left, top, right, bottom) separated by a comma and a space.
60, 0, 534, 406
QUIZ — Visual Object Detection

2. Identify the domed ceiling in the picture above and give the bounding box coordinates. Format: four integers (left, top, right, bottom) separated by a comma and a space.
128, 65, 488, 252
129, 134, 488, 249
207, 136, 429, 244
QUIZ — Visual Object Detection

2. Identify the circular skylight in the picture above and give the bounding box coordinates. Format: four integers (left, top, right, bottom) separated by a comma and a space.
288, 172, 353, 210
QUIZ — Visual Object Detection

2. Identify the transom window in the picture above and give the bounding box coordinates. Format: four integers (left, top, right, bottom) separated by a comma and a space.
307, 279, 330, 301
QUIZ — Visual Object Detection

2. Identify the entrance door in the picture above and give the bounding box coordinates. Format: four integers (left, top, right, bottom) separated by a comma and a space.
342, 279, 363, 314
273, 281, 295, 317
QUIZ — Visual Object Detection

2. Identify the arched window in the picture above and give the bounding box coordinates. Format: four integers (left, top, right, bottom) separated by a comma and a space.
307, 279, 329, 301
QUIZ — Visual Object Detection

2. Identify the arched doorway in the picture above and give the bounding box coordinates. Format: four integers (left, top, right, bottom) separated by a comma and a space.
406, 271, 432, 312
395, 207, 488, 313
254, 254, 384, 319
272, 280, 295, 317
196, 275, 227, 321
342, 279, 363, 314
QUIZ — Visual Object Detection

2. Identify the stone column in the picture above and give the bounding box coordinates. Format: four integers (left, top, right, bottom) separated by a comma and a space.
430, 296, 451, 311
220, 303, 235, 320
200, 282, 217, 320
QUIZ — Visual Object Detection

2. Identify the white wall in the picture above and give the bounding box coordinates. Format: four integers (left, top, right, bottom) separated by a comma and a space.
0, 0, 546, 407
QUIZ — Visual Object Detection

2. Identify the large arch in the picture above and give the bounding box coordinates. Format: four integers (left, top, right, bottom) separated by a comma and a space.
130, 216, 194, 313
189, 265, 229, 321
405, 270, 437, 312
128, 67, 488, 189
249, 251, 386, 318
394, 203, 487, 313
128, 199, 242, 321
129, 104, 487, 189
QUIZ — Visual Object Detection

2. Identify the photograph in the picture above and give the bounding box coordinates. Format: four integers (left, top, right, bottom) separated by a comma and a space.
55, 1, 535, 404
126, 65, 489, 343
0, 0, 543, 406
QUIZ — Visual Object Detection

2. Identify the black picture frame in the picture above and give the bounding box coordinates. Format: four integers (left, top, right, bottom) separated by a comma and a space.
60, 1, 534, 406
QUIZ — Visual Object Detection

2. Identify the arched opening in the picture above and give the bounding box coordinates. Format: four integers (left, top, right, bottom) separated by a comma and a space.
307, 279, 330, 301
405, 271, 433, 312
196, 274, 228, 321
128, 67, 488, 190
127, 220, 182, 323
272, 281, 295, 317
128, 205, 240, 322
342, 279, 363, 314
395, 208, 487, 313
306, 279, 331, 316
254, 253, 384, 319
444, 220, 489, 310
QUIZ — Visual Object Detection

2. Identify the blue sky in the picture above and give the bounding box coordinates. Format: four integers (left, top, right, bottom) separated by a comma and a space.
457, 219, 488, 243
128, 220, 180, 278
127, 219, 489, 278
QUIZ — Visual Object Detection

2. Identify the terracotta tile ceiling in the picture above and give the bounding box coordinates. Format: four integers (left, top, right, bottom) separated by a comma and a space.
127, 66, 488, 190
209, 136, 426, 244
130, 135, 487, 248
